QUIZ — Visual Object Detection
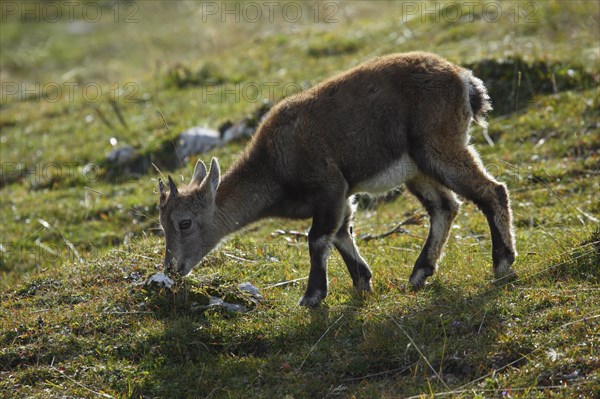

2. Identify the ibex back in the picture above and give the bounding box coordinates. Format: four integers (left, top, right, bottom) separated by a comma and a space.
158, 52, 517, 307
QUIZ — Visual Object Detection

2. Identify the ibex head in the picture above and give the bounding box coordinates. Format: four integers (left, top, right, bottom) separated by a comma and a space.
158, 158, 222, 276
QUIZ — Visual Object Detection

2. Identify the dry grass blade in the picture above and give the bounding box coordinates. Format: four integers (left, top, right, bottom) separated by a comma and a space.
297, 314, 345, 372
264, 276, 309, 289
389, 316, 451, 391
50, 361, 115, 399
360, 214, 425, 241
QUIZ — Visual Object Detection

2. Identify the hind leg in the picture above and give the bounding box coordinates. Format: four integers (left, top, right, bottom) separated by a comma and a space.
414, 145, 516, 279
333, 199, 372, 292
406, 174, 461, 289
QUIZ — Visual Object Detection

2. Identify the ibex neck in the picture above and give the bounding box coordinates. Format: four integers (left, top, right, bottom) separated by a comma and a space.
215, 157, 277, 235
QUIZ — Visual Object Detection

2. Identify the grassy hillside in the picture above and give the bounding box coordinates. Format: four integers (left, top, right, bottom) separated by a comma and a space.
1, 1, 599, 398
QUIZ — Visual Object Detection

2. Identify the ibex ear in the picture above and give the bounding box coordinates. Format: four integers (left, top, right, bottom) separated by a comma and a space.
167, 175, 178, 196
207, 158, 221, 197
158, 178, 167, 207
191, 159, 207, 186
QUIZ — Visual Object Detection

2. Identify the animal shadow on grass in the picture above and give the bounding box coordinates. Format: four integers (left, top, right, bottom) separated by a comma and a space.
132, 277, 519, 398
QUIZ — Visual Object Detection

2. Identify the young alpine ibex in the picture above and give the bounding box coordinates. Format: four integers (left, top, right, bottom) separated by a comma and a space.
158, 52, 516, 307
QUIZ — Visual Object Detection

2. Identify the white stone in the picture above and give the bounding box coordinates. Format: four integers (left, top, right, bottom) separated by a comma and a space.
176, 127, 221, 159
106, 146, 137, 165
209, 296, 247, 312
238, 282, 263, 301
145, 272, 174, 289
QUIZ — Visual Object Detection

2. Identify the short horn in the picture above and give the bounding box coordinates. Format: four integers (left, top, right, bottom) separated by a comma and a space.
167, 175, 178, 196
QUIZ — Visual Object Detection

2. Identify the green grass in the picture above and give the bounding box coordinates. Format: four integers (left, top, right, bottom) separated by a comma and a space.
1, 1, 599, 398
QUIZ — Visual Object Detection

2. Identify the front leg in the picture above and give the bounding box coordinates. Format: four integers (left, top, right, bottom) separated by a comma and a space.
299, 183, 348, 307
299, 234, 333, 307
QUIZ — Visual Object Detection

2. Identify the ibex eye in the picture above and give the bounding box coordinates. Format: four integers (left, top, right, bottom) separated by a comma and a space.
179, 219, 192, 230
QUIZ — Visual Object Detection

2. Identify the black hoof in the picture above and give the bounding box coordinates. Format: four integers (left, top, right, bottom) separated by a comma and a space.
299, 290, 327, 307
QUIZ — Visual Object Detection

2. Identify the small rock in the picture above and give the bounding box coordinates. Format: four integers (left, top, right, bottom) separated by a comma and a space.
444, 373, 458, 384
208, 296, 247, 313
176, 127, 221, 159
562, 370, 580, 381
145, 272, 174, 289
66, 20, 95, 35
238, 282, 263, 301
106, 146, 137, 165
128, 271, 144, 284
221, 121, 254, 142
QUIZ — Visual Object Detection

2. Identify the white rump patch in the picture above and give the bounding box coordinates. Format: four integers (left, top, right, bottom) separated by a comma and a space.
352, 154, 418, 194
